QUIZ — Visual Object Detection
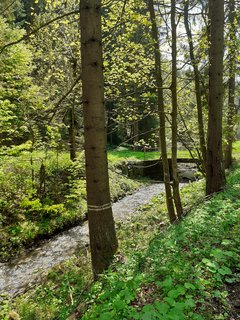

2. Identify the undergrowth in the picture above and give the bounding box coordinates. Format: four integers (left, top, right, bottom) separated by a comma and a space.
0, 151, 140, 261
81, 165, 240, 320
1, 164, 240, 320
1, 174, 205, 319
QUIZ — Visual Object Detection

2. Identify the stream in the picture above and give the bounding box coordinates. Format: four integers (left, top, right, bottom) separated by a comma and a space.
0, 182, 177, 297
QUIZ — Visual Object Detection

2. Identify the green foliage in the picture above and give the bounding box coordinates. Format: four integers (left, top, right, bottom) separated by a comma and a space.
0, 295, 11, 320
13, 256, 92, 320
0, 16, 45, 147
81, 165, 240, 320
0, 150, 140, 261
21, 198, 65, 219
3, 165, 240, 320
108, 147, 192, 162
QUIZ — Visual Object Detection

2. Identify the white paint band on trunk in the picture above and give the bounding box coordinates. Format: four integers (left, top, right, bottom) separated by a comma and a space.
88, 203, 112, 211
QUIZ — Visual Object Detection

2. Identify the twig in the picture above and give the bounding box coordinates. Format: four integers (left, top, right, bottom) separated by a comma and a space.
0, 9, 80, 53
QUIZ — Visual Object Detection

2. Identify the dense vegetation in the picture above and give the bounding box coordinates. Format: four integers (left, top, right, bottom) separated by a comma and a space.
1, 165, 239, 319
0, 151, 141, 261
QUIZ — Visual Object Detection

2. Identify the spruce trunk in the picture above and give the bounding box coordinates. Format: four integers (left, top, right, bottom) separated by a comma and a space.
80, 0, 118, 279
69, 105, 77, 161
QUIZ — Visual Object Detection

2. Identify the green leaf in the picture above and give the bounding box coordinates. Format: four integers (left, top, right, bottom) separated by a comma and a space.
213, 290, 221, 298
142, 304, 156, 320
112, 297, 126, 310
225, 277, 236, 283
218, 266, 232, 276
185, 298, 196, 308
184, 283, 196, 290
210, 249, 225, 260
162, 277, 173, 288
221, 239, 232, 246
154, 301, 170, 314
164, 297, 176, 306
202, 258, 218, 271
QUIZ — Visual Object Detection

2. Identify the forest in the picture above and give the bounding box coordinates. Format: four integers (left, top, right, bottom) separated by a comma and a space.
0, 0, 240, 319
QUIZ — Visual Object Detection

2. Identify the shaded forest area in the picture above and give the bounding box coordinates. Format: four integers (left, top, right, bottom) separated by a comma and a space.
0, 0, 240, 319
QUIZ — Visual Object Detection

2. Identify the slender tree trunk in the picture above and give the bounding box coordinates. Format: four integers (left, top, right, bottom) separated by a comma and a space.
80, 0, 118, 279
69, 105, 77, 161
69, 58, 77, 161
183, 0, 207, 172
133, 121, 139, 150
171, 0, 183, 219
206, 0, 225, 195
148, 0, 176, 223
225, 0, 236, 169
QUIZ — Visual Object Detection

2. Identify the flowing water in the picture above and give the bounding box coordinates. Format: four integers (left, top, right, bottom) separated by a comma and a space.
0, 182, 176, 297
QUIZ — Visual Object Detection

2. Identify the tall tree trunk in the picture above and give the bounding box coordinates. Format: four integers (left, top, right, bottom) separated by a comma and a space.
183, 0, 207, 172
69, 105, 77, 161
80, 0, 118, 279
148, 0, 176, 223
225, 0, 236, 169
206, 0, 225, 195
69, 58, 78, 161
171, 0, 183, 219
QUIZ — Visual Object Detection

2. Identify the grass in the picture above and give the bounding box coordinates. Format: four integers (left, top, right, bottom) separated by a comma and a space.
108, 141, 240, 162
1, 174, 205, 319
232, 140, 240, 159
108, 148, 191, 162
3, 164, 239, 320
1, 146, 240, 319
80, 166, 240, 320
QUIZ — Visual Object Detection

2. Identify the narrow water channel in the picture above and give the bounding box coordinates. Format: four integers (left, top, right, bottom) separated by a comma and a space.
0, 182, 184, 297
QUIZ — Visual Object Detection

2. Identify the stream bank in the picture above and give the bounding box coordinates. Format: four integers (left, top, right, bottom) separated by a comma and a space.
0, 182, 179, 297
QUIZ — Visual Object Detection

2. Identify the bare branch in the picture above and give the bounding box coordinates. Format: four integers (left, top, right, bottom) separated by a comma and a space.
0, 0, 17, 15
0, 9, 80, 53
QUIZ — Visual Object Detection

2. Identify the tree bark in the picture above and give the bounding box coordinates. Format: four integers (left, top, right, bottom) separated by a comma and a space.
69, 105, 77, 161
69, 58, 78, 161
206, 0, 225, 195
225, 0, 236, 169
183, 0, 207, 172
80, 0, 118, 279
171, 0, 183, 219
148, 0, 176, 223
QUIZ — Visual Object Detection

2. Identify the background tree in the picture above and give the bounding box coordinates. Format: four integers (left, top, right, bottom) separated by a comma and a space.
148, 0, 176, 223
170, 0, 183, 218
225, 0, 237, 169
183, 0, 207, 172
206, 0, 225, 195
102, 0, 157, 148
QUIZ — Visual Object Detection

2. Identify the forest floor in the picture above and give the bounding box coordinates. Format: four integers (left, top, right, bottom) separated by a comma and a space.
1, 162, 240, 320
108, 141, 240, 162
